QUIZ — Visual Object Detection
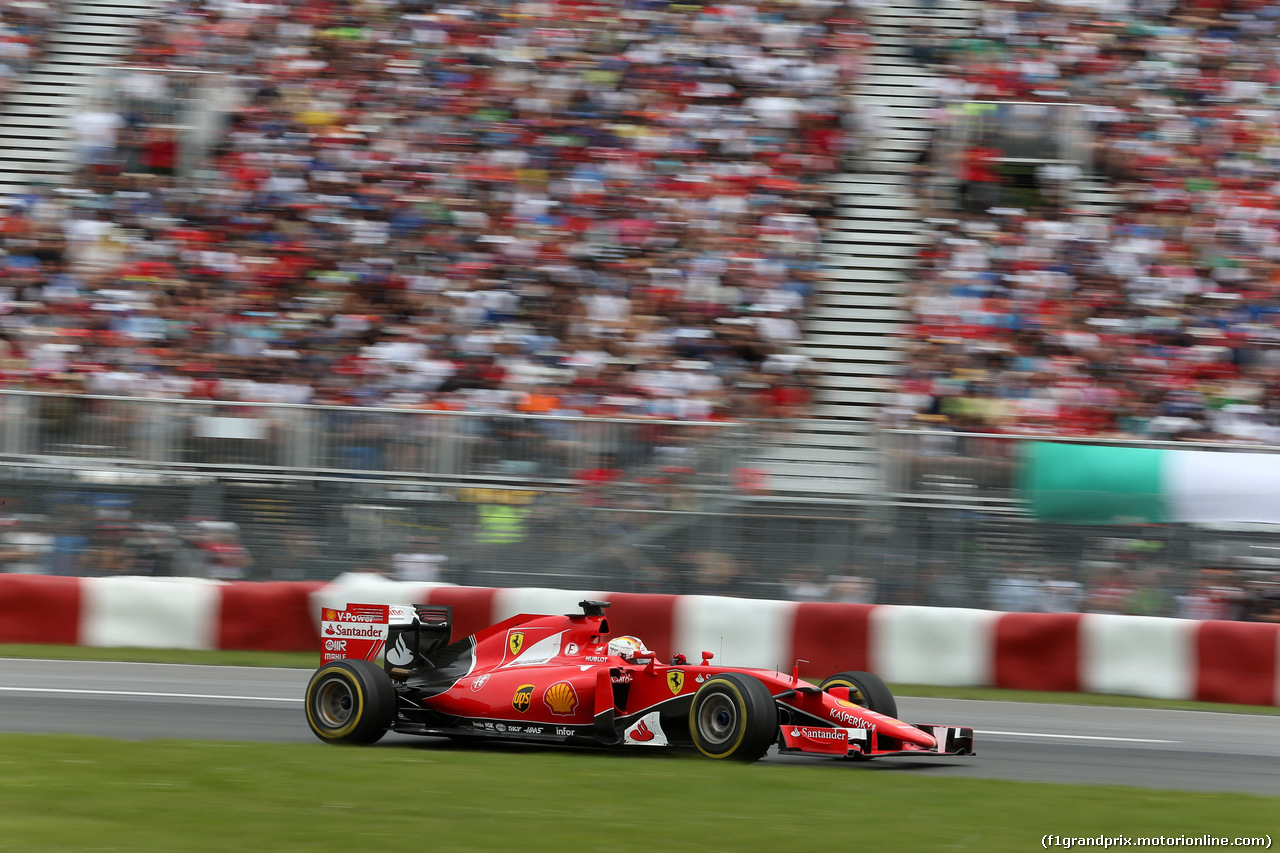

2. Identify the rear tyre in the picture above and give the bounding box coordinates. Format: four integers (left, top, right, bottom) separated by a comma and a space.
688, 673, 777, 762
305, 659, 396, 745
820, 670, 897, 719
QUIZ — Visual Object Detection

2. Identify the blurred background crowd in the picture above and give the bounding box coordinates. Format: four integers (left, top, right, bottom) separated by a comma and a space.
889, 0, 1280, 442
1, 0, 1280, 622
0, 0, 58, 96
1, 0, 848, 421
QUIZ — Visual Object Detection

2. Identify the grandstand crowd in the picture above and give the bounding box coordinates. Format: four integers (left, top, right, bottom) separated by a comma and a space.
0, 0, 853, 422
893, 0, 1280, 443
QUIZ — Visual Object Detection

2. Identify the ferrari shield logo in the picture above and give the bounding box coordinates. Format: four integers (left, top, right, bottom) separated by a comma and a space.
509, 632, 524, 657
667, 671, 685, 695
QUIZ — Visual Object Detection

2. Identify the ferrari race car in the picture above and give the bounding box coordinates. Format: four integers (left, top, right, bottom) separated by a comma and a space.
304, 600, 975, 762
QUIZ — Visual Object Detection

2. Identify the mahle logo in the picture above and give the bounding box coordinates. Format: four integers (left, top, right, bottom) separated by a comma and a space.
509, 632, 524, 657
512, 684, 534, 713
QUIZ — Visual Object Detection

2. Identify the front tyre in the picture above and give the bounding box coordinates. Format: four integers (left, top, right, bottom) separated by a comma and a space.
819, 670, 897, 719
305, 659, 396, 745
688, 673, 777, 762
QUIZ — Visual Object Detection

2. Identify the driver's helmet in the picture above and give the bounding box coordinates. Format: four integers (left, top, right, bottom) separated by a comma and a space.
607, 635, 652, 661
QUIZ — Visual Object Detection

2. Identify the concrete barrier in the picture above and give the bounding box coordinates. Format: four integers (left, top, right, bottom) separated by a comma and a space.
871, 606, 999, 687
2, 573, 1277, 706
1081, 614, 1197, 700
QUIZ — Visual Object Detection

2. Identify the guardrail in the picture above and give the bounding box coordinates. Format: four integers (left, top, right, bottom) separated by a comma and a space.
0, 390, 747, 484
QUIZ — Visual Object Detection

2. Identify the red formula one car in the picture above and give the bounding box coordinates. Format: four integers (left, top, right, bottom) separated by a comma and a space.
304, 600, 974, 762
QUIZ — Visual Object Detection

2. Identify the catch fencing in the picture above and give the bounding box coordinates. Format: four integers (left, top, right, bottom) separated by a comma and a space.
2, 408, 1278, 616
3, 459, 1270, 616
876, 429, 1280, 615
0, 464, 864, 594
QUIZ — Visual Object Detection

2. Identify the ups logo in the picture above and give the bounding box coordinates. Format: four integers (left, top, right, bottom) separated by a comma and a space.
667, 671, 685, 695
509, 632, 524, 657
512, 684, 534, 713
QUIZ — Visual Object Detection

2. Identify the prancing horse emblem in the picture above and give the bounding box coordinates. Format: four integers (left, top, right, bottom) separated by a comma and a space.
509, 631, 525, 657
667, 670, 685, 695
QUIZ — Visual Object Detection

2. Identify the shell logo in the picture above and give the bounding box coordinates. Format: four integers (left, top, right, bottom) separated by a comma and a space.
543, 681, 579, 716
325, 609, 337, 621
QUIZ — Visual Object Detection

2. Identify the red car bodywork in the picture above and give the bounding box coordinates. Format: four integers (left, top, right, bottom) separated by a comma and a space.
315, 601, 975, 759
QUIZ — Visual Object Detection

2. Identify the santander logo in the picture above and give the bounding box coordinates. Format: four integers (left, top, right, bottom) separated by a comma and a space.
386, 634, 413, 666
629, 720, 656, 742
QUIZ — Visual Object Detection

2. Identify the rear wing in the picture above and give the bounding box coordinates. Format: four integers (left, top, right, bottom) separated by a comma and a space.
320, 601, 455, 666
321, 604, 391, 663
320, 604, 453, 668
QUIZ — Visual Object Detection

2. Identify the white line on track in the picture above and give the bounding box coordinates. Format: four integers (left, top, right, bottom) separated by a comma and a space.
978, 729, 1176, 743
0, 686, 302, 703
0, 689, 1185, 742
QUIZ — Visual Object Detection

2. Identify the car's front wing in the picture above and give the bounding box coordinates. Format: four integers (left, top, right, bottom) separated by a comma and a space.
778, 723, 975, 759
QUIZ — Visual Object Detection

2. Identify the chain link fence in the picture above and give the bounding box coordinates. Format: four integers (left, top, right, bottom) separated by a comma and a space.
2, 420, 1278, 620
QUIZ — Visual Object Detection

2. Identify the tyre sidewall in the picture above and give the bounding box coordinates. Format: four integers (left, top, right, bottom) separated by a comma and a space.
305, 660, 394, 744
688, 673, 777, 762
819, 670, 897, 719
690, 676, 750, 758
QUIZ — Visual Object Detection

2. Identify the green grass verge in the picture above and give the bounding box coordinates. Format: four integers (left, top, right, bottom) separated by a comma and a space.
0, 734, 1273, 853
4, 643, 1278, 716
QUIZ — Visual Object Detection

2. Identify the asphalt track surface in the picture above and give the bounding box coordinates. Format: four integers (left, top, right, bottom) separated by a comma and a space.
3, 658, 1279, 796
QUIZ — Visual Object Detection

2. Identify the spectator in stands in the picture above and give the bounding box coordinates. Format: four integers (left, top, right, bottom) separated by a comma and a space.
1176, 568, 1245, 621
0, 517, 52, 573
781, 565, 832, 602
988, 563, 1046, 611
71, 104, 123, 175
393, 535, 448, 583
828, 572, 877, 603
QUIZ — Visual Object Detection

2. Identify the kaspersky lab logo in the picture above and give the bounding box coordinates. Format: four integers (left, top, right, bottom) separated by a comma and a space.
512, 684, 534, 712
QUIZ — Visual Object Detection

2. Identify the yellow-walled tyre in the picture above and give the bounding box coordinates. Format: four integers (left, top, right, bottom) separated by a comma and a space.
688, 673, 777, 762
820, 670, 897, 719
305, 659, 396, 745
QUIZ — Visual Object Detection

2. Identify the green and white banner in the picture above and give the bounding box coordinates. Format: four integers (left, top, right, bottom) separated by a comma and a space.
1021, 442, 1280, 524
